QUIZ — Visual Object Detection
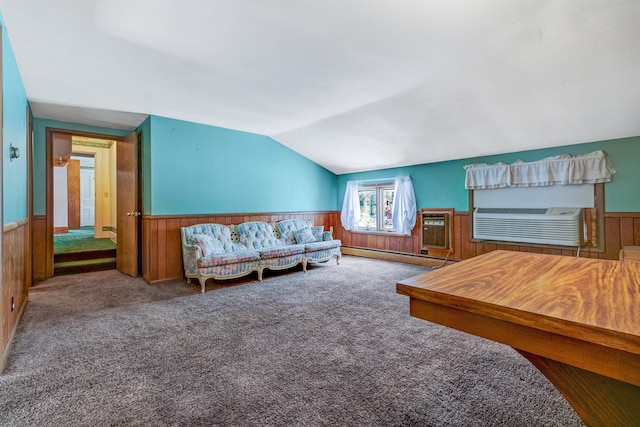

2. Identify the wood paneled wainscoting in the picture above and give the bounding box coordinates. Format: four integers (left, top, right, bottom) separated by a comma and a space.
142, 211, 640, 284
32, 215, 50, 281
334, 210, 458, 266
2, 219, 30, 371
141, 212, 340, 284
334, 211, 640, 264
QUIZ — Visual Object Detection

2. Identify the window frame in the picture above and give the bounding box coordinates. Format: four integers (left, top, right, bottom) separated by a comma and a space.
356, 183, 396, 234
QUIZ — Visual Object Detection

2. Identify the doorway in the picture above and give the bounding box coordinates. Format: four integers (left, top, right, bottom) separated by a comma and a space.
52, 140, 117, 275
44, 128, 140, 279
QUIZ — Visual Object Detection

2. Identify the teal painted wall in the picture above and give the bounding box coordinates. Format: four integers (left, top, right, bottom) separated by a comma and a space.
137, 116, 151, 214
337, 160, 470, 213
32, 119, 131, 215
2, 13, 29, 224
148, 116, 338, 215
338, 136, 640, 213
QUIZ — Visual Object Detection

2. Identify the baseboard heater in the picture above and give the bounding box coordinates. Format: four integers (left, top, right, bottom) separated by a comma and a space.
473, 207, 583, 247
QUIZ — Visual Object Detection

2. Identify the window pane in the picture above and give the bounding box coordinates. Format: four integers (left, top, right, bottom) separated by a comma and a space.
358, 190, 377, 229
382, 189, 395, 230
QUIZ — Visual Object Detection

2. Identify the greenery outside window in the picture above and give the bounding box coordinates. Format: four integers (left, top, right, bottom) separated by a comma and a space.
357, 184, 395, 232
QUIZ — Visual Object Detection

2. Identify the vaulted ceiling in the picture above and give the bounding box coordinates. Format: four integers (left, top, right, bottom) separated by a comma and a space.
1, 0, 639, 174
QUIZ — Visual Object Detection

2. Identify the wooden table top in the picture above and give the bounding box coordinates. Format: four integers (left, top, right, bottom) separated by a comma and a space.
397, 250, 640, 355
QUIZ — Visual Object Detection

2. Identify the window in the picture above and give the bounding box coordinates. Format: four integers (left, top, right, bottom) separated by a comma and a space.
357, 184, 395, 232
341, 177, 416, 235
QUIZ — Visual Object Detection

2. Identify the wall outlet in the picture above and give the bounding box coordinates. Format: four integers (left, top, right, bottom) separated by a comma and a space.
420, 249, 428, 255
102, 226, 110, 231
11, 296, 15, 312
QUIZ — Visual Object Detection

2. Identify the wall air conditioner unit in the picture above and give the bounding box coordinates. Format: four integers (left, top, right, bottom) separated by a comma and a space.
473, 207, 583, 247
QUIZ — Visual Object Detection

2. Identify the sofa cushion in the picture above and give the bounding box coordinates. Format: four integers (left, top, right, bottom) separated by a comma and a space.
303, 240, 342, 252
312, 226, 324, 241
197, 251, 261, 268
276, 219, 312, 245
231, 242, 250, 252
192, 234, 225, 257
294, 227, 317, 244
258, 245, 306, 260
236, 221, 282, 250
182, 223, 235, 252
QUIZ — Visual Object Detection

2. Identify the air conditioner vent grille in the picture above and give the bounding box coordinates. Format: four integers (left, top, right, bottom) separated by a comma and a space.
476, 208, 548, 215
473, 207, 583, 246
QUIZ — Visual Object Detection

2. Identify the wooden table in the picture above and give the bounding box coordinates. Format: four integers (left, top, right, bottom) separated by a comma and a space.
396, 250, 640, 427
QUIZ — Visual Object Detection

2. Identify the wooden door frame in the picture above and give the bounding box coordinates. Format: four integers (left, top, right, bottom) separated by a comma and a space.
44, 128, 129, 278
0, 21, 4, 335
26, 106, 34, 287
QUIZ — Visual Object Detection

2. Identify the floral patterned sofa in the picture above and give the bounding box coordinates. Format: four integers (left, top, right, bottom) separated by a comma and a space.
181, 219, 341, 293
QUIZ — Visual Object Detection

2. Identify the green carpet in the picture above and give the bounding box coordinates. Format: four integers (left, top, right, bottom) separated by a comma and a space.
54, 227, 117, 254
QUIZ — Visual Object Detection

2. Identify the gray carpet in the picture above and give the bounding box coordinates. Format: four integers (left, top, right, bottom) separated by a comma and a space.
1, 256, 583, 426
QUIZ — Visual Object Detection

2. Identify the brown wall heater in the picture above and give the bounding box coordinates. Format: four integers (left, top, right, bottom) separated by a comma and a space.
421, 210, 451, 250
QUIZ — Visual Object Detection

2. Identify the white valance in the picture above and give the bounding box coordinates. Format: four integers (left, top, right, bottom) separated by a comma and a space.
464, 150, 616, 190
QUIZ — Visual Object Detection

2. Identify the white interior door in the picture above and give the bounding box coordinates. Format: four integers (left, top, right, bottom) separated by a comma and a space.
80, 167, 95, 227
53, 166, 69, 228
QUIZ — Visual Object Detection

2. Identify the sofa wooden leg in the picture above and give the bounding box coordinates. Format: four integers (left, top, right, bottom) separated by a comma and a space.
199, 278, 206, 293
257, 268, 264, 282
336, 255, 340, 265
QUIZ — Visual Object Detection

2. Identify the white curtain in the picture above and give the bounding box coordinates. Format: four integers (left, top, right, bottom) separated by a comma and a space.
464, 150, 616, 190
340, 180, 361, 231
392, 176, 417, 236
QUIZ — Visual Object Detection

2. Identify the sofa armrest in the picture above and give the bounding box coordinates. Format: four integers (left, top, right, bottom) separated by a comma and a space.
182, 243, 201, 275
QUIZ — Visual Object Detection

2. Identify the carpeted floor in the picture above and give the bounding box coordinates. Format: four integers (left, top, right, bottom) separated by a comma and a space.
0, 256, 583, 426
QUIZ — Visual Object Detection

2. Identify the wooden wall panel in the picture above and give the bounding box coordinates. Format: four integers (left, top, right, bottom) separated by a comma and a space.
333, 211, 639, 264
32, 216, 47, 281
619, 217, 634, 247
140, 210, 640, 284
458, 214, 476, 260
602, 216, 621, 260
149, 219, 158, 282
2, 221, 29, 371
165, 218, 183, 280
156, 219, 167, 280
142, 216, 151, 283
142, 211, 341, 284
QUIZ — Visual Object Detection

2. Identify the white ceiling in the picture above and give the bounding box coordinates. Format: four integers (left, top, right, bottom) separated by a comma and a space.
1, 0, 639, 174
